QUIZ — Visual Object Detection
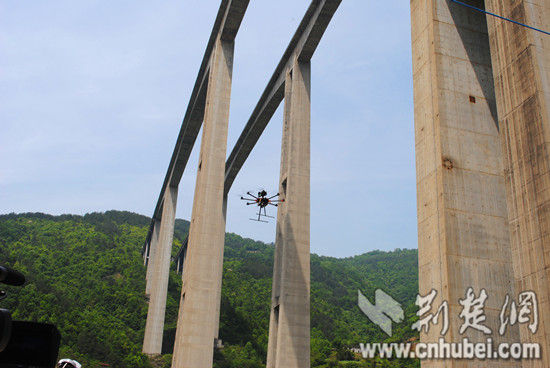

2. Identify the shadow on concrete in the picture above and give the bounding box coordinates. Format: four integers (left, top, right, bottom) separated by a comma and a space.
267, 214, 310, 367
448, 0, 500, 128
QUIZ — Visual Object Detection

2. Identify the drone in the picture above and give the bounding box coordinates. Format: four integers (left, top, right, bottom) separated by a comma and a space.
240, 190, 284, 223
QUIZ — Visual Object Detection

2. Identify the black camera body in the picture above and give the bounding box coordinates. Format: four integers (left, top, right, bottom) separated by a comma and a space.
0, 321, 61, 368
0, 309, 11, 353
0, 266, 22, 355
0, 266, 61, 368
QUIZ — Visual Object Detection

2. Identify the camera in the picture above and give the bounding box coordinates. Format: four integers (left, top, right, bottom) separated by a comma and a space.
0, 266, 61, 368
0, 309, 11, 353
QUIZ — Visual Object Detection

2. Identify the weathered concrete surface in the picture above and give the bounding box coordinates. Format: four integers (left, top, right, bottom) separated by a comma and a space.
143, 186, 178, 355
485, 0, 550, 366
267, 59, 311, 368
411, 0, 519, 366
171, 38, 234, 368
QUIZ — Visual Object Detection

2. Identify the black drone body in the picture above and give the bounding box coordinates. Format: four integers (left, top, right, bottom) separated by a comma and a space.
240, 190, 284, 223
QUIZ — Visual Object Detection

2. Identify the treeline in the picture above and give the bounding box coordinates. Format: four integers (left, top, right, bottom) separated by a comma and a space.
0, 211, 419, 367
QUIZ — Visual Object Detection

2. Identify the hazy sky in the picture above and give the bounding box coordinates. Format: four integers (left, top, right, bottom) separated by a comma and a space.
1, 0, 417, 257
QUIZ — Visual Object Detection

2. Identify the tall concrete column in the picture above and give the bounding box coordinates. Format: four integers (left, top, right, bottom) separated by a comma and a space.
145, 219, 161, 296
267, 58, 311, 368
411, 0, 519, 366
171, 37, 234, 368
485, 1, 550, 366
213, 194, 228, 339
143, 243, 149, 266
143, 186, 178, 355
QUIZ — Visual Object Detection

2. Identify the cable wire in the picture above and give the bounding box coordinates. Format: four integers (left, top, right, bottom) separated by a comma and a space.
449, 0, 550, 36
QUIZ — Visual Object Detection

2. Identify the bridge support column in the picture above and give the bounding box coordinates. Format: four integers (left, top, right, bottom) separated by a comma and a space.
143, 186, 178, 355
411, 0, 519, 366
171, 37, 234, 368
485, 0, 550, 366
267, 58, 311, 368
145, 219, 161, 295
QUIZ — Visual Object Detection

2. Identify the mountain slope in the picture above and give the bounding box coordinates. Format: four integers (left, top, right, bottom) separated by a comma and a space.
0, 211, 419, 367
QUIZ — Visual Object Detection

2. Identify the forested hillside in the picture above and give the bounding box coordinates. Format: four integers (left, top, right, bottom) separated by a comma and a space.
0, 211, 419, 367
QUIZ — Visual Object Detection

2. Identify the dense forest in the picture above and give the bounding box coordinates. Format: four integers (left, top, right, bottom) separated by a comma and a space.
0, 211, 420, 367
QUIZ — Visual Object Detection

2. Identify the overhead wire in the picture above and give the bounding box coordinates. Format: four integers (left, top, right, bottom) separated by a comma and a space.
448, 0, 550, 36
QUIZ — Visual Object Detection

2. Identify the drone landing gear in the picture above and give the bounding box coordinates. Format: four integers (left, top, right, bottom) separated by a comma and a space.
251, 208, 275, 223
249, 217, 269, 223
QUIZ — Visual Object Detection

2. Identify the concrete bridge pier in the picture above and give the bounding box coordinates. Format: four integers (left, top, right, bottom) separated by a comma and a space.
411, 0, 520, 366
145, 219, 161, 295
485, 0, 550, 366
412, 0, 550, 366
143, 186, 178, 355
171, 37, 234, 368
267, 58, 311, 368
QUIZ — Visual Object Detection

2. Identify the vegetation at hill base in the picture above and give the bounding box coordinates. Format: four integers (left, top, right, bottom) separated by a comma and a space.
0, 211, 420, 367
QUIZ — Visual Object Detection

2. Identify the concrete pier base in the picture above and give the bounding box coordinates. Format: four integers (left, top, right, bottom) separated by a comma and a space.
171, 38, 234, 368
266, 59, 311, 368
143, 186, 178, 355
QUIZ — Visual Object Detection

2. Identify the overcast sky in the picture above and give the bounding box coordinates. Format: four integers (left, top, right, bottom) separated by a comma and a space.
1, 0, 416, 257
